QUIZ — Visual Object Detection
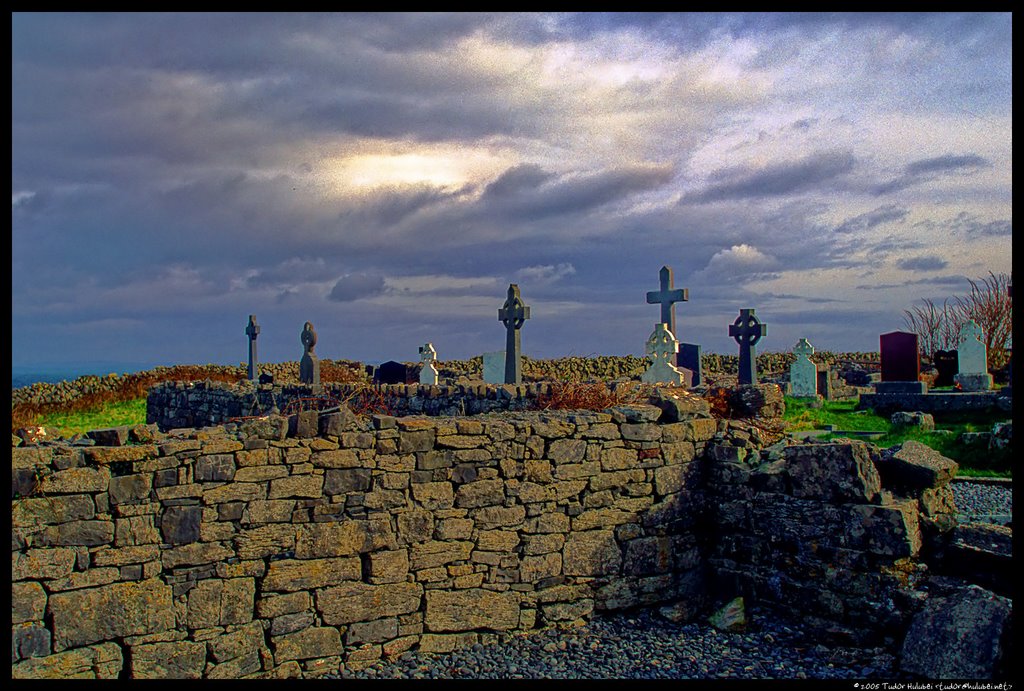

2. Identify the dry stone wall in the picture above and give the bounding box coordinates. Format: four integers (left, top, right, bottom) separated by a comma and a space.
12, 400, 717, 679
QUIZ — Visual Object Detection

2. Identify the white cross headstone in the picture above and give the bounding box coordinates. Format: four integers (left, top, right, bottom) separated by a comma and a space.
789, 338, 818, 398
641, 323, 685, 385
419, 342, 439, 385
954, 320, 993, 391
482, 351, 505, 384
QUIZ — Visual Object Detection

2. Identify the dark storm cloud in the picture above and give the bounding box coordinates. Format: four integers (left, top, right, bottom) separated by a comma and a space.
834, 204, 909, 234
327, 274, 387, 302
684, 150, 856, 203
896, 256, 948, 272
873, 153, 991, 196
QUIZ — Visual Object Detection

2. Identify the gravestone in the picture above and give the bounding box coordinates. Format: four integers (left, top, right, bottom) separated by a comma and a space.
932, 349, 959, 388
954, 320, 992, 391
374, 360, 409, 385
482, 352, 505, 384
641, 323, 686, 385
816, 369, 833, 400
498, 284, 530, 385
789, 338, 818, 398
646, 265, 689, 338
729, 308, 767, 385
419, 343, 439, 385
878, 331, 926, 394
299, 321, 320, 386
677, 343, 703, 387
245, 314, 260, 381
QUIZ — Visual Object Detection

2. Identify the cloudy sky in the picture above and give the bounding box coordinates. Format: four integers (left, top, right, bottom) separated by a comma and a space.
12, 12, 1013, 369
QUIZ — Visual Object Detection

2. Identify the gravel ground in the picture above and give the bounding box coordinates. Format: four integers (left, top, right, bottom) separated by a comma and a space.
331, 482, 1010, 681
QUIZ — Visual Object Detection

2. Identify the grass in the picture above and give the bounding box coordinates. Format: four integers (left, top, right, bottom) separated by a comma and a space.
31, 398, 148, 438
782, 396, 1012, 478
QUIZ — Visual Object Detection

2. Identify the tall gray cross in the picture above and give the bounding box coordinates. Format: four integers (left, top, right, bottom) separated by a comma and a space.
498, 284, 531, 384
646, 265, 689, 338
729, 308, 767, 385
245, 314, 260, 381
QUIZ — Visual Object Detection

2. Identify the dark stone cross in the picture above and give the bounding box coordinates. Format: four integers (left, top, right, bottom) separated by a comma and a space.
299, 321, 320, 386
646, 265, 689, 338
245, 314, 260, 381
498, 283, 531, 385
729, 308, 767, 385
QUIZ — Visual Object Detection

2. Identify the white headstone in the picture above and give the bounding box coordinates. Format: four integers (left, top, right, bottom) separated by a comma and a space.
482, 351, 506, 384
641, 323, 685, 385
789, 338, 818, 398
419, 342, 439, 385
954, 320, 993, 391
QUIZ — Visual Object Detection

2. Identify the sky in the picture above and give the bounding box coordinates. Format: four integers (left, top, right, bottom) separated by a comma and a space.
11, 12, 1013, 370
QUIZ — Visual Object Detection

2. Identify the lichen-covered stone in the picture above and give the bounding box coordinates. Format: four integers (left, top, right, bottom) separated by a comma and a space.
424, 589, 520, 631
49, 578, 174, 651
129, 640, 207, 679
784, 442, 881, 504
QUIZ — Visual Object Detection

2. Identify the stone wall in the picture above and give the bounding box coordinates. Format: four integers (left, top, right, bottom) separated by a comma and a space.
146, 380, 649, 432
857, 390, 1012, 415
12, 397, 717, 679
13, 390, 1005, 679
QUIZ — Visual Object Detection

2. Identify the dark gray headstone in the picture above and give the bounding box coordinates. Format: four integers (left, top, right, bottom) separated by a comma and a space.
374, 360, 409, 385
816, 369, 833, 400
880, 331, 919, 382
646, 265, 689, 338
498, 284, 530, 385
729, 308, 767, 385
299, 321, 320, 386
676, 342, 702, 386
245, 314, 260, 381
933, 349, 959, 387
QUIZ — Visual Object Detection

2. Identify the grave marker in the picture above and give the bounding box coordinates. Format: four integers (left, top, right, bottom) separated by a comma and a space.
729, 308, 767, 385
374, 361, 409, 385
419, 343, 439, 385
877, 331, 926, 394
498, 284, 530, 385
933, 349, 959, 388
245, 314, 260, 381
954, 320, 993, 391
646, 265, 689, 338
299, 321, 320, 386
789, 338, 817, 398
482, 352, 505, 384
677, 343, 703, 387
641, 323, 685, 385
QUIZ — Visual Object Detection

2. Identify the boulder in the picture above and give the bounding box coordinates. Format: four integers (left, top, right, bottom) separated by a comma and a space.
899, 584, 1011, 679
876, 440, 958, 492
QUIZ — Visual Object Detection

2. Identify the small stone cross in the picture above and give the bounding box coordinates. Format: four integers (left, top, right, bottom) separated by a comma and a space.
641, 323, 685, 385
498, 284, 530, 385
729, 308, 767, 385
793, 337, 813, 361
646, 265, 689, 338
419, 342, 439, 385
245, 314, 260, 381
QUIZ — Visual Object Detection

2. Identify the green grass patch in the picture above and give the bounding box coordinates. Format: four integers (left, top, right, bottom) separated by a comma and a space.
784, 396, 1012, 477
34, 397, 148, 438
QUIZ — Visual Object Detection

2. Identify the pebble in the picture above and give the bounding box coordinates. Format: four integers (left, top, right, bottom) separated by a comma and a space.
951, 480, 1012, 525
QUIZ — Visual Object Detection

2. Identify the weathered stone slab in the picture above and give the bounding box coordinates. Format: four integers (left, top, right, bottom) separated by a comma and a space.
783, 442, 881, 503
900, 584, 1011, 679
12, 547, 78, 580
272, 626, 342, 664
49, 578, 174, 651
295, 521, 371, 558
12, 641, 123, 679
424, 589, 520, 632
563, 529, 621, 576
318, 582, 423, 625
130, 640, 207, 679
263, 557, 361, 592
876, 439, 958, 491
187, 577, 256, 628
38, 466, 111, 494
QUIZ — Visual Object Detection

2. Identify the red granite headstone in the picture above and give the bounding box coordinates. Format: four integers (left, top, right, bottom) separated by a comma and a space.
880, 331, 920, 382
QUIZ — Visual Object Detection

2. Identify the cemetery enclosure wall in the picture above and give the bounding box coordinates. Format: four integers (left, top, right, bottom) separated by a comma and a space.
146, 380, 608, 431
12, 405, 715, 679
12, 400, 959, 679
